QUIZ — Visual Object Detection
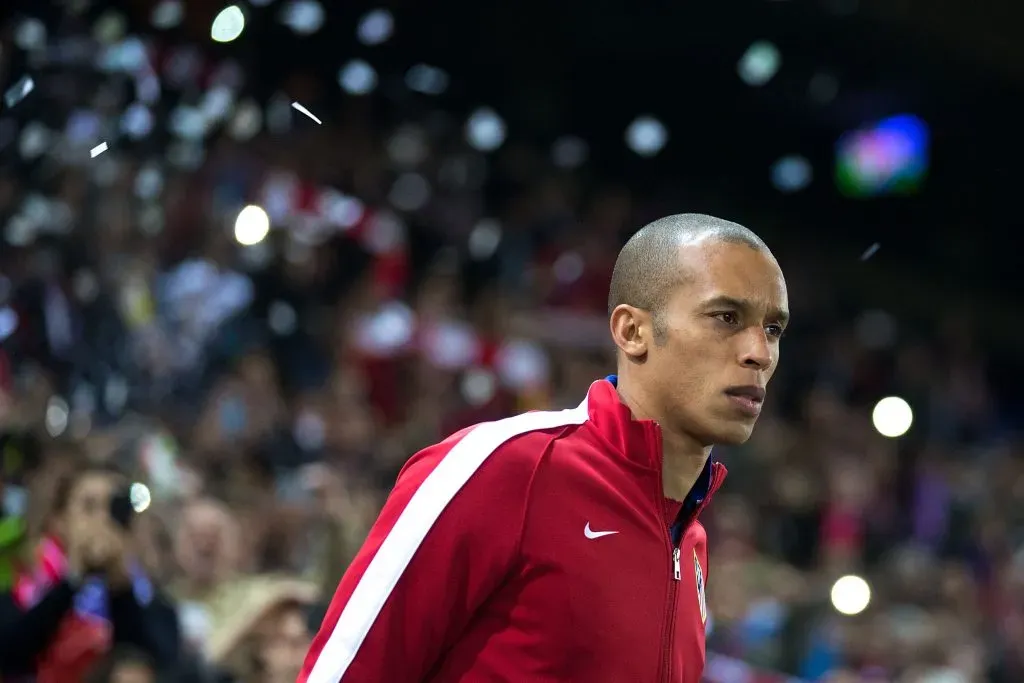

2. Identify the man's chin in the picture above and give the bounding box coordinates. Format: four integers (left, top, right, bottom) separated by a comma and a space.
709, 419, 757, 446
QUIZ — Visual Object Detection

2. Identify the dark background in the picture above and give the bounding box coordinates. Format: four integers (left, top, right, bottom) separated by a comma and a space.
115, 0, 1024, 343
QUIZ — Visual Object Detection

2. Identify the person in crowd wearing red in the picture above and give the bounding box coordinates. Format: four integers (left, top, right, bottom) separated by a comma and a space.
300, 213, 789, 683
0, 463, 180, 683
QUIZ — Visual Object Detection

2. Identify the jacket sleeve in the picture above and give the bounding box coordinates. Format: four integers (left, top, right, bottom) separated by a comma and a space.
298, 427, 544, 683
0, 580, 76, 674
109, 584, 181, 669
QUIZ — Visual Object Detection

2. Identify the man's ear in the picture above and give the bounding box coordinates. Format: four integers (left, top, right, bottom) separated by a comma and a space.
609, 305, 650, 361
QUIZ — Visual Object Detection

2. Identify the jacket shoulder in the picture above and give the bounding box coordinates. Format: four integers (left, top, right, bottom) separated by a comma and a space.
398, 407, 589, 488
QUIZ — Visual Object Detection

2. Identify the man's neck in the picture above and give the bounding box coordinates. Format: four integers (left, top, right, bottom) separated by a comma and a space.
616, 380, 712, 501
659, 429, 712, 502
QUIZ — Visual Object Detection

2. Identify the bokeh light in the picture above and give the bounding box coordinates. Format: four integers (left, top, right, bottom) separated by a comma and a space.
130, 483, 152, 513
468, 219, 502, 260
15, 18, 47, 51
872, 396, 913, 438
211, 5, 246, 43
357, 9, 394, 45
281, 0, 325, 36
771, 155, 813, 192
831, 575, 871, 615
45, 396, 70, 438
738, 41, 781, 86
465, 108, 507, 152
339, 60, 378, 95
625, 116, 667, 157
836, 114, 930, 197
234, 205, 270, 245
405, 64, 449, 95
151, 0, 184, 29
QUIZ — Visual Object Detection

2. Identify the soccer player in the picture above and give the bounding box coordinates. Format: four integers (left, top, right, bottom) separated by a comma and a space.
299, 213, 789, 683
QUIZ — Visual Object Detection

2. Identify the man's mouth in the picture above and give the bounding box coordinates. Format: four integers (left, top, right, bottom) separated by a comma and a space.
724, 385, 766, 416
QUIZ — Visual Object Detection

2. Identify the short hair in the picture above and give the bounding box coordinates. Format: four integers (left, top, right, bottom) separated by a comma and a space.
607, 213, 769, 340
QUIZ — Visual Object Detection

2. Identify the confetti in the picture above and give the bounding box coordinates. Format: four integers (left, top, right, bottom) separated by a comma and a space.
291, 101, 322, 125
211, 5, 245, 43
90, 141, 108, 158
4, 75, 35, 109
859, 242, 880, 261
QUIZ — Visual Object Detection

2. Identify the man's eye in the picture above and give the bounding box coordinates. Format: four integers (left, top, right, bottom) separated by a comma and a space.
766, 324, 786, 338
714, 312, 738, 325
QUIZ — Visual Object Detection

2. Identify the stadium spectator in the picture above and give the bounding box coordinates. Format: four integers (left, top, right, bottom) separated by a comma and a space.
0, 463, 180, 682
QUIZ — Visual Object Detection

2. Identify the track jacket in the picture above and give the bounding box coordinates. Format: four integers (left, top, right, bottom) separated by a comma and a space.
300, 376, 727, 683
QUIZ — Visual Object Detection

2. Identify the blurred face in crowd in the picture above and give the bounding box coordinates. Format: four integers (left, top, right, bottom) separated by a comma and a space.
109, 661, 155, 683
54, 470, 120, 543
627, 239, 788, 446
176, 499, 240, 585
257, 603, 313, 683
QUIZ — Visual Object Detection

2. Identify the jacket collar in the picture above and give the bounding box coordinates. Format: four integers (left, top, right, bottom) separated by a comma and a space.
583, 376, 727, 510
583, 376, 662, 471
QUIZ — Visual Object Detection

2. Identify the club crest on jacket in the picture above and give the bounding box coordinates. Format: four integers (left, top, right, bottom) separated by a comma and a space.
693, 549, 707, 625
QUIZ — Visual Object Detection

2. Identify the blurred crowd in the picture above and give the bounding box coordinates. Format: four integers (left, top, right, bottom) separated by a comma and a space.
1, 6, 1023, 683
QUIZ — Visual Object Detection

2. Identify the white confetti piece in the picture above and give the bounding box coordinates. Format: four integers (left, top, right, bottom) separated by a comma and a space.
859, 242, 880, 261
291, 101, 322, 125
211, 5, 245, 43
90, 141, 108, 158
4, 75, 35, 109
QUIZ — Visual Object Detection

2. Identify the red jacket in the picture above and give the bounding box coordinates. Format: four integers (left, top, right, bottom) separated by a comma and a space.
300, 377, 727, 683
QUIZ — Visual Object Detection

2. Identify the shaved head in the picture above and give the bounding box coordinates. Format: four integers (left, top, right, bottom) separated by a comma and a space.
607, 212, 788, 450
608, 213, 770, 341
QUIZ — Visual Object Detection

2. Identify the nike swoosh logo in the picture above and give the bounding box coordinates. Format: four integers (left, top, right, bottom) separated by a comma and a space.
584, 522, 619, 539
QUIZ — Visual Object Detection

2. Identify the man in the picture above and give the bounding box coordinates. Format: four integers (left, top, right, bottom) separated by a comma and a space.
300, 213, 789, 683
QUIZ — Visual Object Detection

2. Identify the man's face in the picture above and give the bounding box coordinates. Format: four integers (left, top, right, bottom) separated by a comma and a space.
646, 239, 788, 445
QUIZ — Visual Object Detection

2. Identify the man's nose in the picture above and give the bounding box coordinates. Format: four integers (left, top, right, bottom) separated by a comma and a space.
739, 328, 772, 369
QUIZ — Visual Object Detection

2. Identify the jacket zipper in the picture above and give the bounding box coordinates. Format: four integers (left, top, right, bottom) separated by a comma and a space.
661, 535, 681, 682
651, 423, 677, 683
659, 463, 724, 682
